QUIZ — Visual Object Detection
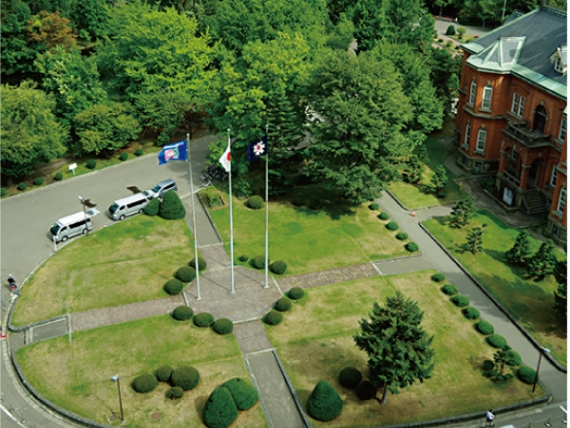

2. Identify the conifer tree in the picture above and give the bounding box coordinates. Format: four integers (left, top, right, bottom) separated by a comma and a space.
464, 224, 486, 254
427, 165, 448, 196
492, 346, 518, 381
505, 230, 532, 265
527, 239, 557, 278
449, 198, 474, 228
354, 291, 435, 405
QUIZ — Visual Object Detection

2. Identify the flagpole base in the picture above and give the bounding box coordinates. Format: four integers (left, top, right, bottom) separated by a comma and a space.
230, 291, 236, 295
195, 296, 202, 301
263, 285, 269, 289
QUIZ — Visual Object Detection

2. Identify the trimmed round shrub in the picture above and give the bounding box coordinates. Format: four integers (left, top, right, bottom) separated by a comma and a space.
170, 366, 200, 391
119, 152, 128, 161
54, 172, 63, 181
355, 380, 376, 400
247, 195, 264, 209
338, 367, 362, 389
462, 307, 481, 320
476, 321, 494, 335
0, 188, 6, 197
194, 312, 215, 327
203, 387, 238, 428
486, 334, 508, 349
86, 159, 96, 169
18, 182, 26, 191
34, 177, 44, 186
172, 305, 194, 321
159, 191, 186, 219
175, 266, 196, 283
135, 148, 144, 156
307, 380, 343, 422
288, 287, 305, 300
238, 254, 249, 262
212, 318, 234, 335
132, 373, 158, 393
378, 212, 390, 220
396, 232, 408, 240
446, 25, 456, 35
405, 242, 419, 252
252, 255, 269, 269
270, 260, 287, 275
222, 378, 259, 411
441, 284, 458, 296
517, 365, 537, 384
164, 279, 184, 295
369, 203, 379, 210
166, 386, 184, 400
144, 198, 160, 216
264, 309, 283, 325
386, 221, 399, 231
431, 273, 446, 282
275, 297, 292, 312
506, 349, 522, 366
189, 256, 207, 271
482, 360, 495, 371
451, 294, 470, 307
156, 366, 173, 382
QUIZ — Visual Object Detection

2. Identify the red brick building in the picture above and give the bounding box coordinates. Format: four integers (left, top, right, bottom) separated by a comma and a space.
454, 6, 567, 244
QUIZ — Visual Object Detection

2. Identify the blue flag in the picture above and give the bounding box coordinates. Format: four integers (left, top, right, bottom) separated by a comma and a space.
246, 136, 268, 162
158, 139, 188, 165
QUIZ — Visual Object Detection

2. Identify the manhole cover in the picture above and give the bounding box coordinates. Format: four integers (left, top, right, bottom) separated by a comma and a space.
151, 412, 162, 420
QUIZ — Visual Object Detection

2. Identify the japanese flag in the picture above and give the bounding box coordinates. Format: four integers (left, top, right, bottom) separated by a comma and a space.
219, 146, 231, 172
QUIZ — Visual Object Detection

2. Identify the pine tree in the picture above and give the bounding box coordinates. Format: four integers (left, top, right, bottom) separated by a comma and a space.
505, 230, 532, 264
464, 224, 486, 254
427, 165, 448, 196
402, 155, 423, 184
449, 198, 474, 228
354, 291, 435, 405
527, 239, 557, 278
554, 259, 567, 322
492, 346, 518, 381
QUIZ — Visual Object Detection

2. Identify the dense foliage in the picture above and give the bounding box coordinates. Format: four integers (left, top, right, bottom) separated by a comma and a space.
306, 380, 343, 421
203, 387, 239, 428
222, 377, 259, 411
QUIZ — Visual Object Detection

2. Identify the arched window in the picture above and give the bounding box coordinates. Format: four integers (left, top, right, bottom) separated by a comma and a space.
533, 105, 547, 134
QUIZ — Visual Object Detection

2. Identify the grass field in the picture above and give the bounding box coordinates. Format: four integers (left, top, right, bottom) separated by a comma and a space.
15, 315, 267, 428
424, 210, 567, 367
207, 190, 410, 275
266, 271, 544, 427
12, 216, 197, 326
388, 138, 469, 209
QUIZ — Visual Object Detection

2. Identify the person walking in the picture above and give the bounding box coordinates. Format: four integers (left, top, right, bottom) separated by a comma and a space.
482, 409, 495, 427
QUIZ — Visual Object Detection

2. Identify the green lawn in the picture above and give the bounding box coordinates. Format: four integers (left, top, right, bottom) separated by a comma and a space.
13, 216, 197, 326
266, 271, 543, 427
388, 138, 469, 209
15, 315, 267, 428
424, 210, 567, 367
206, 189, 410, 275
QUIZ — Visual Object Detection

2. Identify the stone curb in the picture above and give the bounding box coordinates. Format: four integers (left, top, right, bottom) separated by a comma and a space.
419, 221, 567, 374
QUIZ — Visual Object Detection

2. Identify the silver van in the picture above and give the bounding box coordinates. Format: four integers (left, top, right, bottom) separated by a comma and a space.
143, 179, 177, 199
50, 212, 93, 242
109, 194, 150, 220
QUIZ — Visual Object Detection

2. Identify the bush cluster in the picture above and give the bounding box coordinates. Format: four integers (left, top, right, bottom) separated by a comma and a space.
307, 380, 343, 422
264, 309, 283, 325
517, 365, 537, 384
475, 321, 494, 335
144, 198, 160, 216
462, 307, 480, 320
175, 266, 196, 282
189, 256, 207, 271
288, 287, 305, 300
135, 148, 144, 156
166, 386, 184, 400
171, 366, 200, 391
247, 195, 264, 209
378, 212, 390, 220
203, 387, 238, 428
119, 152, 128, 161
441, 284, 458, 295
194, 312, 215, 327
405, 242, 419, 252
159, 191, 186, 219
222, 378, 259, 411
451, 295, 470, 307
156, 366, 173, 382
386, 221, 399, 231
252, 255, 268, 269
275, 297, 292, 312
18, 182, 26, 191
86, 159, 96, 169
396, 232, 408, 240
355, 380, 376, 400
369, 203, 379, 210
338, 367, 362, 389
172, 305, 194, 321
431, 273, 446, 282
132, 373, 158, 393
34, 177, 44, 186
486, 334, 508, 349
54, 172, 63, 181
0, 188, 6, 197
164, 279, 184, 295
212, 318, 234, 335
270, 260, 287, 274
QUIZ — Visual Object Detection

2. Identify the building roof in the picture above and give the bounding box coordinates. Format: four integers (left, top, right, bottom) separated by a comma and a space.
462, 6, 567, 99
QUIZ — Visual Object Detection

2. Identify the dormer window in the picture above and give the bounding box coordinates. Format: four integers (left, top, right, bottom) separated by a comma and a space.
549, 44, 567, 74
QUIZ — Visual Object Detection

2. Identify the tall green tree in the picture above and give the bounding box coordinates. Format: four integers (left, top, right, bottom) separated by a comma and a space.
1, 81, 67, 178
504, 230, 532, 265
354, 291, 435, 405
449, 198, 474, 228
464, 224, 486, 254
426, 47, 461, 115
427, 165, 448, 196
527, 239, 557, 279
305, 49, 415, 204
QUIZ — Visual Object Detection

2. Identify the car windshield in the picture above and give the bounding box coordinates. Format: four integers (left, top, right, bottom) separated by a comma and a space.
151, 185, 161, 193
109, 203, 119, 214
50, 223, 61, 235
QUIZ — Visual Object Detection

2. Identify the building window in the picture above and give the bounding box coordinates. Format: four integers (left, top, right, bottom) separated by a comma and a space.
550, 167, 558, 187
482, 85, 493, 110
511, 145, 517, 160
559, 118, 567, 141
533, 105, 547, 134
476, 129, 487, 151
464, 123, 471, 146
511, 93, 525, 117
469, 81, 476, 105
557, 188, 566, 212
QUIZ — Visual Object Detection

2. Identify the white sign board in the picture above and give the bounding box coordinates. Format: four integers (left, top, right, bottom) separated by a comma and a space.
69, 163, 77, 175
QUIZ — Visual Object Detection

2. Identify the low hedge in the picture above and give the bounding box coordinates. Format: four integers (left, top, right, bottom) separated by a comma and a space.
194, 312, 215, 327
156, 366, 173, 382
144, 198, 160, 216
288, 287, 305, 300
462, 307, 480, 320
135, 148, 144, 156
338, 367, 362, 389
34, 177, 44, 186
405, 242, 419, 252
238, 255, 249, 262
355, 380, 376, 400
396, 232, 408, 240
307, 380, 343, 422
132, 373, 158, 393
386, 221, 399, 231
175, 266, 196, 282
475, 320, 494, 335
264, 309, 283, 325
431, 273, 446, 282
18, 182, 26, 191
189, 256, 207, 271
270, 260, 287, 275
378, 212, 390, 220
119, 152, 128, 161
170, 366, 200, 391
275, 297, 292, 312
441, 284, 458, 295
164, 279, 184, 295
247, 195, 264, 209
212, 318, 234, 335
486, 334, 508, 349
166, 386, 184, 400
172, 306, 194, 321
54, 172, 63, 181
517, 365, 537, 384
369, 203, 379, 210
252, 255, 268, 269
222, 378, 259, 411
86, 159, 96, 169
451, 294, 470, 307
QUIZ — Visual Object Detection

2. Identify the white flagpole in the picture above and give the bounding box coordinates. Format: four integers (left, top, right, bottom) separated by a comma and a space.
187, 133, 201, 300
228, 129, 235, 294
264, 124, 269, 289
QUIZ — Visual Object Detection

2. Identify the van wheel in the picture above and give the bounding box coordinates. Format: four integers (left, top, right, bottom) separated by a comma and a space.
82, 229, 87, 235
62, 236, 68, 242
138, 209, 143, 214
119, 215, 125, 220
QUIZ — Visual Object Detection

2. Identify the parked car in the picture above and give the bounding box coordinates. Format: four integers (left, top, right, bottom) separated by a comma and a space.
143, 179, 177, 199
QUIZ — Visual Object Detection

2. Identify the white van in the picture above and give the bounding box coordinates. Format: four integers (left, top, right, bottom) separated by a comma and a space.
109, 194, 150, 220
50, 212, 93, 242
